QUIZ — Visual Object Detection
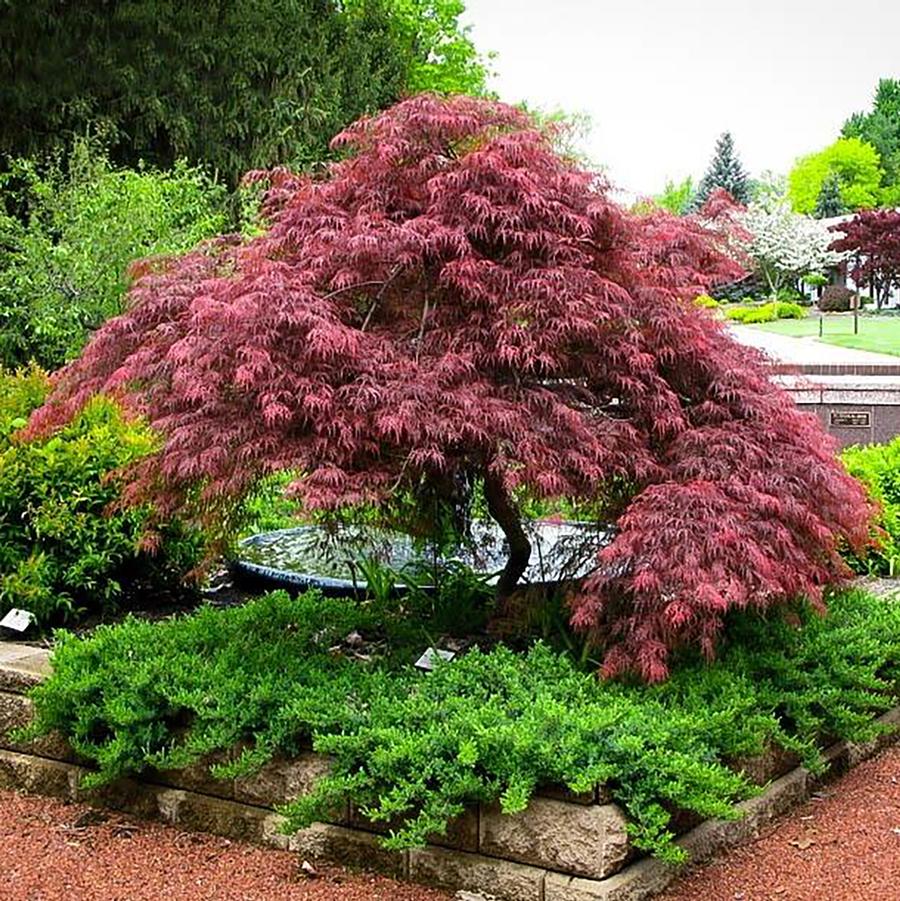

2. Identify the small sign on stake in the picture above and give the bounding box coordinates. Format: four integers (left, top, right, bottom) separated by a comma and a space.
414, 646, 455, 672
0, 608, 36, 633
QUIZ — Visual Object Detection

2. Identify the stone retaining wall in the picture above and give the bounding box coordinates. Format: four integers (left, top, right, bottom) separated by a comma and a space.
1, 642, 898, 901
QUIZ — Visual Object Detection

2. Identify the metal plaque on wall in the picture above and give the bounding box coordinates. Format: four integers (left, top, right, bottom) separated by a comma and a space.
829, 410, 871, 428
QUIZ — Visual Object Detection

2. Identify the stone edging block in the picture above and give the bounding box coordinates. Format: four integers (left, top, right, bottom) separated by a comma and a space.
480, 797, 631, 879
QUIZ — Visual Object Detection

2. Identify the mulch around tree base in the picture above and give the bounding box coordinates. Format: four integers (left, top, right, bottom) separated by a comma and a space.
0, 790, 451, 901
661, 746, 900, 901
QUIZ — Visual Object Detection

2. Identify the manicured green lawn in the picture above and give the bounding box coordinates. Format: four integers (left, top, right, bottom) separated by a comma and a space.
748, 314, 900, 356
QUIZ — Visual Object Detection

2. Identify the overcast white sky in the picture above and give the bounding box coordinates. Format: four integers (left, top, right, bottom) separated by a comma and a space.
462, 0, 900, 198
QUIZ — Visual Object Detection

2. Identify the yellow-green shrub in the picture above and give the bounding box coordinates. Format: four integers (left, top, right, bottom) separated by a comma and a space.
726, 301, 805, 324
841, 437, 900, 575
0, 367, 201, 625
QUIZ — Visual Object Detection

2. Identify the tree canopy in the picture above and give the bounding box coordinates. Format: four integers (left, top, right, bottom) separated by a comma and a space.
814, 172, 845, 219
0, 141, 227, 369
830, 209, 900, 310
653, 177, 696, 215
843, 78, 900, 193
0, 0, 489, 185
735, 201, 845, 295
27, 95, 872, 680
788, 137, 884, 215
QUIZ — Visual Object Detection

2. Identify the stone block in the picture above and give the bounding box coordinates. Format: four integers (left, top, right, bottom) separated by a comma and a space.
409, 845, 544, 900
174, 791, 274, 844
0, 691, 73, 761
846, 706, 900, 767
155, 787, 185, 824
348, 802, 478, 852
261, 812, 291, 850
79, 777, 168, 821
544, 859, 674, 901
234, 752, 333, 809
729, 743, 801, 786
480, 797, 630, 879
0, 652, 51, 694
0, 748, 81, 800
152, 750, 235, 800
732, 766, 808, 830
289, 822, 408, 878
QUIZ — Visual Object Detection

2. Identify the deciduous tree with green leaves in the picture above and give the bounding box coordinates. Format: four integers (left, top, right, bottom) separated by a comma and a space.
654, 176, 696, 215
788, 137, 884, 215
0, 140, 227, 368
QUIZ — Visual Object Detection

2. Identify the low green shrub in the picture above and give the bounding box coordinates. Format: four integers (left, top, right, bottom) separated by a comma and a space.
841, 438, 900, 575
24, 587, 900, 862
693, 293, 719, 309
0, 367, 201, 625
772, 286, 803, 304
725, 301, 805, 324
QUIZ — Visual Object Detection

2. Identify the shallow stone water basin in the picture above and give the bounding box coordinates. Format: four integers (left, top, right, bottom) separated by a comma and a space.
233, 521, 612, 592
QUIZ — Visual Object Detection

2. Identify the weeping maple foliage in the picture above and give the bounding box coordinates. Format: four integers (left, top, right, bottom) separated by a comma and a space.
27, 95, 872, 680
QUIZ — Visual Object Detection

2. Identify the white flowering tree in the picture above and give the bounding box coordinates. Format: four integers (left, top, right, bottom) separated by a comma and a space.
736, 203, 846, 296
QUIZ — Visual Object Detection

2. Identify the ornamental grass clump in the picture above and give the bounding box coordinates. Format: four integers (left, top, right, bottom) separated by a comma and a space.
25, 94, 873, 679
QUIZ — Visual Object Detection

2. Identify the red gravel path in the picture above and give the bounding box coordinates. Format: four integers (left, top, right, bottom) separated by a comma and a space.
0, 790, 451, 901
661, 746, 900, 901
2, 749, 899, 900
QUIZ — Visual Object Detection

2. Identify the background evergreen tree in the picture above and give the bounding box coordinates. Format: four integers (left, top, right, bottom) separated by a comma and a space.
843, 78, 900, 192
0, 0, 489, 186
693, 132, 751, 208
814, 172, 846, 219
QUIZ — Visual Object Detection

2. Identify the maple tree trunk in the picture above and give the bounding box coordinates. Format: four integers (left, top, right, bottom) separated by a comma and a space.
483, 469, 531, 598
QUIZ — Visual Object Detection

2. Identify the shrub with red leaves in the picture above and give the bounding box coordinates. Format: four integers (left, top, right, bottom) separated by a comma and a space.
819, 284, 855, 312
829, 209, 900, 310
26, 95, 873, 680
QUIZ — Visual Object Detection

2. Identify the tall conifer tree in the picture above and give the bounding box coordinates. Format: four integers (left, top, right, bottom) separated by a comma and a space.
694, 132, 751, 207
814, 172, 845, 219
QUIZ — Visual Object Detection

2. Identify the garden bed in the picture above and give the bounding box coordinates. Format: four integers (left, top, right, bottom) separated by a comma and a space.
3, 587, 900, 899
1, 638, 898, 900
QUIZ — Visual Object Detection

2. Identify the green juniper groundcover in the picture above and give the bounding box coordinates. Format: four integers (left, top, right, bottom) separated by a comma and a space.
22, 586, 900, 862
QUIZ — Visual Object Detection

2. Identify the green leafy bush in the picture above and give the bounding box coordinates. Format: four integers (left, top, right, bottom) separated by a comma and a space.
725, 301, 805, 324
0, 368, 201, 624
693, 293, 719, 309
773, 286, 804, 304
841, 437, 900, 575
0, 141, 226, 369
25, 587, 900, 862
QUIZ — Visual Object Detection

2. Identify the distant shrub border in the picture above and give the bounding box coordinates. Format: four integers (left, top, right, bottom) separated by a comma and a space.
725, 301, 805, 324
19, 587, 900, 864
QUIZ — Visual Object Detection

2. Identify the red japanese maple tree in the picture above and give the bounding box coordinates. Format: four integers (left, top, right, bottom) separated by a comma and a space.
27, 95, 872, 680
829, 209, 900, 310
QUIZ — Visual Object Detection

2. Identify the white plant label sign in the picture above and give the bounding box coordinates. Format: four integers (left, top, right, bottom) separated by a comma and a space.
414, 647, 455, 672
0, 608, 36, 632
